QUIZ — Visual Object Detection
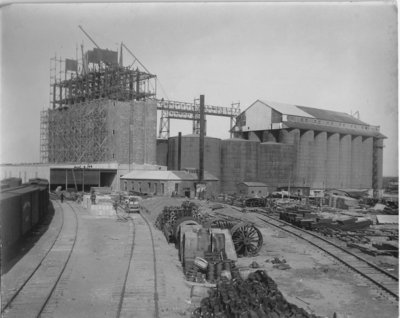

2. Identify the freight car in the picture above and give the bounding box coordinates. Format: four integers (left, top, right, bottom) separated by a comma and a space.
0, 179, 49, 262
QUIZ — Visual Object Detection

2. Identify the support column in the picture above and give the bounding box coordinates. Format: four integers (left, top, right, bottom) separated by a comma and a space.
326, 133, 340, 188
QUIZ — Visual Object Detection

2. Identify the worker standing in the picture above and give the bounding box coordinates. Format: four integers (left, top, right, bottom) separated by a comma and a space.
90, 191, 96, 205
60, 192, 64, 203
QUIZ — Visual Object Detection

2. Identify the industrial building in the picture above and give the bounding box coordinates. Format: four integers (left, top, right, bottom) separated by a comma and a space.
162, 100, 385, 196
120, 169, 218, 197
231, 100, 385, 195
1, 35, 386, 198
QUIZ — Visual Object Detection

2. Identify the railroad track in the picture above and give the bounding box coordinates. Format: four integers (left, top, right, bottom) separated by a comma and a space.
116, 210, 159, 318
2, 200, 79, 318
251, 211, 399, 301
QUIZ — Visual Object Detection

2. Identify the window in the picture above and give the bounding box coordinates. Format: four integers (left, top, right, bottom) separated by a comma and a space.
112, 129, 115, 135
161, 183, 165, 194
175, 183, 179, 192
124, 181, 127, 191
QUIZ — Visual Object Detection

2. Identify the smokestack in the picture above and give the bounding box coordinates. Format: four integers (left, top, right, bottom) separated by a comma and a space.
178, 132, 182, 170
199, 95, 205, 182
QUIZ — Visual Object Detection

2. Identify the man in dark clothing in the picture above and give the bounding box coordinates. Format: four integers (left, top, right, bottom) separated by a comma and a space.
60, 192, 64, 203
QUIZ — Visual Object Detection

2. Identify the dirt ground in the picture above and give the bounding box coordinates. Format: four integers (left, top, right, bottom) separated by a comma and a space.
4, 197, 398, 318
236, 226, 398, 318
143, 198, 398, 318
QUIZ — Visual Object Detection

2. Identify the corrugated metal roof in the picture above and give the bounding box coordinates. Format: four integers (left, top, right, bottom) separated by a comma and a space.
239, 182, 268, 187
260, 100, 313, 118
296, 105, 368, 125
283, 121, 386, 138
121, 170, 218, 181
257, 100, 371, 126
376, 215, 398, 224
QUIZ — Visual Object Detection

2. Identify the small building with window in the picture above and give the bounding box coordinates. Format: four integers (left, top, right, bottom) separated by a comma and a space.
120, 169, 218, 198
237, 182, 269, 197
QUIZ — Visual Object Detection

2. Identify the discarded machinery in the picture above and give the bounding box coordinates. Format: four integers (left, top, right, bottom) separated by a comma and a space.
243, 197, 267, 208
155, 202, 263, 257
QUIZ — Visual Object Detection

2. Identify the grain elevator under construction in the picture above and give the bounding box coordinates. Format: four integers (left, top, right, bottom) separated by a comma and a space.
4, 37, 386, 198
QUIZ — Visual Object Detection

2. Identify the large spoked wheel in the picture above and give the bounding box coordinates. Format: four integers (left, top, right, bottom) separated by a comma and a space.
231, 222, 263, 257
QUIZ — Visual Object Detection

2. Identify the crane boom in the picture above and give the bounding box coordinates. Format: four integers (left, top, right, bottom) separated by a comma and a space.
121, 43, 151, 74
78, 25, 100, 49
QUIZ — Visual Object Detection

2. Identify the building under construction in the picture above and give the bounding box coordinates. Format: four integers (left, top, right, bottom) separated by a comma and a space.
6, 34, 380, 196
41, 46, 157, 164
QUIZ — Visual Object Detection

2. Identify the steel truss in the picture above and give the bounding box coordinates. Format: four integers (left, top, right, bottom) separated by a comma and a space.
157, 99, 241, 139
50, 56, 156, 109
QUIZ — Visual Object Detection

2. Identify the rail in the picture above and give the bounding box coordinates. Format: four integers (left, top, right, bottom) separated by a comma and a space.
252, 211, 398, 300
116, 208, 160, 318
2, 201, 79, 317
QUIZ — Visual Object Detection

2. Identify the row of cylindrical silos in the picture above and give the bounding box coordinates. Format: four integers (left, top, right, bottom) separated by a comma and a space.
166, 136, 265, 193
167, 134, 222, 180
277, 129, 374, 189
162, 129, 377, 194
165, 135, 295, 194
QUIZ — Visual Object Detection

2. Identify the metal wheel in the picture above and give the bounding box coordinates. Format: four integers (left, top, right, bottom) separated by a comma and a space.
231, 222, 263, 257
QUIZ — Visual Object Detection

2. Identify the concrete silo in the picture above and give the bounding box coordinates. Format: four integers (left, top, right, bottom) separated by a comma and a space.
326, 133, 340, 189
294, 130, 314, 187
312, 131, 327, 189
351, 136, 363, 188
167, 134, 221, 179
339, 134, 352, 188
220, 139, 259, 194
361, 137, 373, 188
258, 142, 295, 190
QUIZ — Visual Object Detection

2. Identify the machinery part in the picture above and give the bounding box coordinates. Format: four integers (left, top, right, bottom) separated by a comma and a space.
244, 197, 266, 208
203, 217, 235, 229
173, 216, 201, 242
231, 222, 263, 257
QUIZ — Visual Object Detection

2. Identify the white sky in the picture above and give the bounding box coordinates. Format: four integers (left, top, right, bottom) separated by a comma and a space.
1, 2, 398, 176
